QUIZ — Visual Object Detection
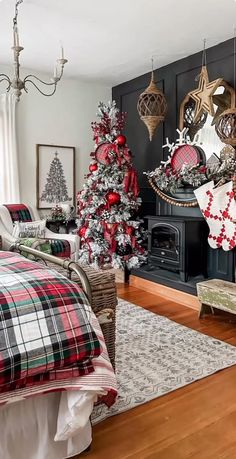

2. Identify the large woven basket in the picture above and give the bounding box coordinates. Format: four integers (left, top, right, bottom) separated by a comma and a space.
47, 261, 117, 370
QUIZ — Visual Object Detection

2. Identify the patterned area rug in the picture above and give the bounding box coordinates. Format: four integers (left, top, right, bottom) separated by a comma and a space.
92, 299, 236, 424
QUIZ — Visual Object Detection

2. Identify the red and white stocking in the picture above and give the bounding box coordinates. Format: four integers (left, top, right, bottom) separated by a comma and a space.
220, 182, 236, 251
194, 181, 235, 249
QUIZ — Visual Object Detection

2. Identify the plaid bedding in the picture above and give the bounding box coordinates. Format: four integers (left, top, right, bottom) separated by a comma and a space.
0, 311, 117, 407
4, 204, 32, 223
0, 252, 101, 390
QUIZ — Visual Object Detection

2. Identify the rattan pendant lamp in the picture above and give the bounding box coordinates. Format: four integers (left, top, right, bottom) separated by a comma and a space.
137, 58, 167, 141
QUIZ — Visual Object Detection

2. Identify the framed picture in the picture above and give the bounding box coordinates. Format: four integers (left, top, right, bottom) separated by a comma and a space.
36, 144, 75, 209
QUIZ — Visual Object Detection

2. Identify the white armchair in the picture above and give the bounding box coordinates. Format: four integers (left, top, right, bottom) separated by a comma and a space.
0, 204, 80, 261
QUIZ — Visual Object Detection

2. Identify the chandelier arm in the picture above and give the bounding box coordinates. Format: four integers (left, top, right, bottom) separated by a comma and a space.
0, 79, 11, 88
24, 68, 64, 87
0, 74, 11, 81
24, 78, 57, 97
24, 75, 58, 87
0, 75, 11, 91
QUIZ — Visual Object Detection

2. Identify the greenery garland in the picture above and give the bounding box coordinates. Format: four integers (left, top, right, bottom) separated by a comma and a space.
145, 158, 236, 195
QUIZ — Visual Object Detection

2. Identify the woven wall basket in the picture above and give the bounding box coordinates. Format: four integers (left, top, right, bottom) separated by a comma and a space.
137, 71, 167, 141
215, 108, 236, 146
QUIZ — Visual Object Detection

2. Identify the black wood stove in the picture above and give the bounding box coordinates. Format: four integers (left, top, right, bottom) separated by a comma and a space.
147, 216, 208, 282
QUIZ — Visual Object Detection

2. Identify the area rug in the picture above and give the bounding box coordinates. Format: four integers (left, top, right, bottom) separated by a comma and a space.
92, 298, 236, 424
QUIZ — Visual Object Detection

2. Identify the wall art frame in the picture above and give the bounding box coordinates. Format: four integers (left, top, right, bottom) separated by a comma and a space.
36, 144, 75, 209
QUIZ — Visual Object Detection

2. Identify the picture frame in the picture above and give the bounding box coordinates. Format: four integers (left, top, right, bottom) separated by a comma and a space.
36, 144, 75, 209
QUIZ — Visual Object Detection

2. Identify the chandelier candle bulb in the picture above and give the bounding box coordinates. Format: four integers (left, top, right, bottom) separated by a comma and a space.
16, 30, 19, 47
13, 28, 17, 47
53, 65, 58, 79
13, 26, 19, 47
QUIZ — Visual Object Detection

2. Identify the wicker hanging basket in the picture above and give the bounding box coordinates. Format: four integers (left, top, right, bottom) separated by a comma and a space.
215, 108, 236, 146
137, 71, 167, 141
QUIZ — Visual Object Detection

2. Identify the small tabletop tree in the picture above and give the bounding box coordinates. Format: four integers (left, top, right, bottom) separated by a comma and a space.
77, 101, 146, 270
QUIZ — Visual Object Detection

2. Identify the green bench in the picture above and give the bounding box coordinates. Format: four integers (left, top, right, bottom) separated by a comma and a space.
197, 279, 236, 318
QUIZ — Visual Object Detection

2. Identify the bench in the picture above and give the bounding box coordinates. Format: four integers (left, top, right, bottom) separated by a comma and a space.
197, 278, 236, 318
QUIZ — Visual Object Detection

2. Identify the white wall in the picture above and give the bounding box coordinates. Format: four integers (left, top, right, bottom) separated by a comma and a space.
1, 65, 111, 207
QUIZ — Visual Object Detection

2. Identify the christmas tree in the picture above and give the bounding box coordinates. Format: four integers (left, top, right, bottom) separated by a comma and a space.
77, 101, 146, 269
40, 152, 72, 204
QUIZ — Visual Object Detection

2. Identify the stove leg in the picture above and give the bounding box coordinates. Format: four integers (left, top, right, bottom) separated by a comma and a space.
180, 271, 188, 282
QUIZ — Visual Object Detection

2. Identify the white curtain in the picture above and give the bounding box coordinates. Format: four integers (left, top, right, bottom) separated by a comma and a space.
0, 93, 20, 203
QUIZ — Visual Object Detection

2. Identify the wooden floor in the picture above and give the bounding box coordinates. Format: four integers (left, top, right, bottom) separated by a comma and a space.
84, 283, 236, 459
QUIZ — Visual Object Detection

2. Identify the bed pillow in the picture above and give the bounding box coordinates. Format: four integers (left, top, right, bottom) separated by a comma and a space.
12, 219, 46, 239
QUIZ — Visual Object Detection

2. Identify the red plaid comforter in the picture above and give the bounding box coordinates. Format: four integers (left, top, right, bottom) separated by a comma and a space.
0, 252, 101, 390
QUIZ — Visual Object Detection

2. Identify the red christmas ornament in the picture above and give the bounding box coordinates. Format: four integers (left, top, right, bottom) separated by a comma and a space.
106, 191, 121, 206
95, 142, 116, 165
115, 135, 126, 146
78, 226, 87, 238
89, 163, 98, 173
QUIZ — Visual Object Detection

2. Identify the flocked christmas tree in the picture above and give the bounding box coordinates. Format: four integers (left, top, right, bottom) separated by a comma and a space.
77, 101, 147, 269
40, 152, 72, 204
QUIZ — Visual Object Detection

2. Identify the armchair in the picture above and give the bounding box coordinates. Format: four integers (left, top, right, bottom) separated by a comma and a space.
0, 204, 80, 261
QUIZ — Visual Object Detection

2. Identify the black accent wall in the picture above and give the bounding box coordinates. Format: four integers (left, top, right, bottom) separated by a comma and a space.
112, 38, 236, 282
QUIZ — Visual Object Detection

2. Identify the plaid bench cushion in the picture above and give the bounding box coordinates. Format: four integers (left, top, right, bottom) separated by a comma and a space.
0, 252, 101, 390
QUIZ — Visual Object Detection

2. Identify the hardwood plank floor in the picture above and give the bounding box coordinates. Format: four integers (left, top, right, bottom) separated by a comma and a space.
83, 283, 236, 459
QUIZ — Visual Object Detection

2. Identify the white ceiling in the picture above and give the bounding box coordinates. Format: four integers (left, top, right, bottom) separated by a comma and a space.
0, 0, 235, 86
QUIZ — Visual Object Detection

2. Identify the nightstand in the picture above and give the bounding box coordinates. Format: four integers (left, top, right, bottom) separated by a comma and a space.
46, 218, 77, 234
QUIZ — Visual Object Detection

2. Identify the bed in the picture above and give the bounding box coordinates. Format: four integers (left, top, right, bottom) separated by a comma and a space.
0, 250, 117, 459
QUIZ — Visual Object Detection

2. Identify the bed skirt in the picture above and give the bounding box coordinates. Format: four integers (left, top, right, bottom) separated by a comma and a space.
0, 390, 96, 459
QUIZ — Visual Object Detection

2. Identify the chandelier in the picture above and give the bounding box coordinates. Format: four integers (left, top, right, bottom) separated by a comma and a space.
0, 0, 68, 101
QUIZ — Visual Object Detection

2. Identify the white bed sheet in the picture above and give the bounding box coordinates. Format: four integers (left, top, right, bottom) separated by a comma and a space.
0, 390, 97, 459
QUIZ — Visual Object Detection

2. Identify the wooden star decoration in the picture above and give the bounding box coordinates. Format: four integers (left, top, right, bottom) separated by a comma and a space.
189, 66, 222, 123
211, 89, 232, 125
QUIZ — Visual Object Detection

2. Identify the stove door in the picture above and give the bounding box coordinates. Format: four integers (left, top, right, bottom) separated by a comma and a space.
151, 224, 180, 261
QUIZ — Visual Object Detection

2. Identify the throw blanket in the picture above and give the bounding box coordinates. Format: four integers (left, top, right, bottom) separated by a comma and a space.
4, 204, 32, 223
0, 252, 101, 391
17, 238, 71, 259
18, 238, 52, 258
50, 239, 71, 258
